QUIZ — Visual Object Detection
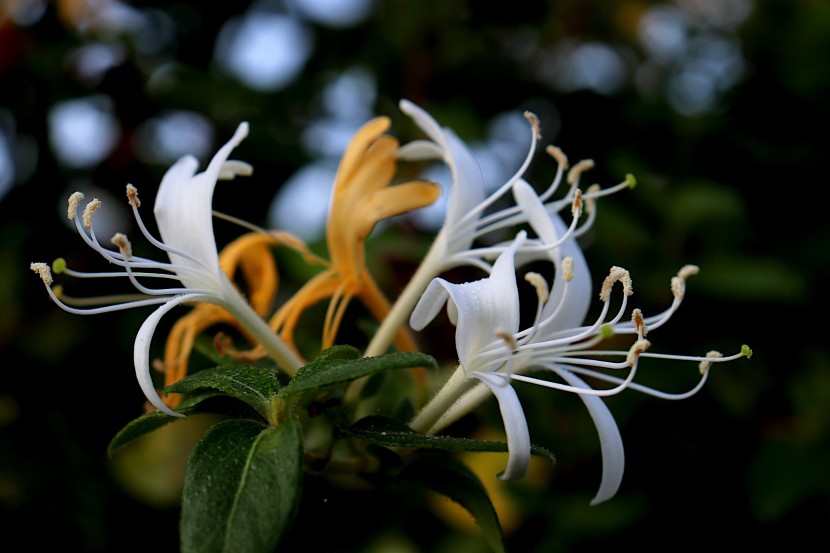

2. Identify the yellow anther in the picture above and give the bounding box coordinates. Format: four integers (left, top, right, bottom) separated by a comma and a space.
495, 328, 518, 351
600, 266, 633, 301
678, 265, 700, 281
67, 192, 84, 220
626, 339, 651, 367
52, 258, 67, 274
699, 351, 723, 374
523, 111, 541, 140
562, 256, 574, 283
126, 184, 140, 208
30, 262, 53, 286
585, 184, 600, 214
545, 145, 569, 170
524, 272, 549, 303
567, 159, 594, 185
571, 189, 583, 218
111, 233, 133, 258
82, 199, 102, 230
631, 308, 646, 338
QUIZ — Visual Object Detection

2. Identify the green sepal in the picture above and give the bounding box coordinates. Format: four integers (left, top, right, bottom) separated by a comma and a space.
340, 415, 556, 461
401, 452, 505, 553
279, 347, 436, 399
107, 392, 220, 457
180, 417, 304, 553
164, 364, 282, 421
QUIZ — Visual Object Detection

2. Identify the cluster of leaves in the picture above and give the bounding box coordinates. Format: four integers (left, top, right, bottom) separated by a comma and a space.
108, 346, 554, 553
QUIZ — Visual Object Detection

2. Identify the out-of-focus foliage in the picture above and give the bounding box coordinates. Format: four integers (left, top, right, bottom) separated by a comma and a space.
0, 0, 827, 551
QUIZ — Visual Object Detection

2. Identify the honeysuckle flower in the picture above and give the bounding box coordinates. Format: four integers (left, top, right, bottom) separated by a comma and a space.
30, 123, 303, 416
260, 116, 439, 354
160, 231, 316, 408
408, 230, 750, 504
365, 100, 633, 356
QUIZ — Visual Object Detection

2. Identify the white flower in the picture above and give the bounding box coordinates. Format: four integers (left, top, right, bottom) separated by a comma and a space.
409, 227, 749, 504
31, 123, 302, 416
366, 100, 629, 355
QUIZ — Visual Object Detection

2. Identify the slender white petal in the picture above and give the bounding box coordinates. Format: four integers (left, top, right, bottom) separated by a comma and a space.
409, 278, 452, 331
552, 367, 625, 505
154, 122, 250, 290
399, 99, 486, 253
472, 372, 530, 481
134, 293, 209, 417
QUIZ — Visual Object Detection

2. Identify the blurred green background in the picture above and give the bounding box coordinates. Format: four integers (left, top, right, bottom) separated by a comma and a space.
0, 0, 827, 551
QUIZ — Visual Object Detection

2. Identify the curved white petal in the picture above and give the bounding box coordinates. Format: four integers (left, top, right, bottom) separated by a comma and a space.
553, 367, 624, 505
472, 372, 530, 481
544, 213, 591, 331
442, 235, 524, 368
134, 293, 211, 418
410, 278, 452, 331
399, 100, 486, 253
512, 180, 591, 331
153, 122, 250, 290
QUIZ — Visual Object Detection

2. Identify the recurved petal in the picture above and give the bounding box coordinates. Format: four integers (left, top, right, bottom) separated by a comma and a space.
512, 180, 591, 330
553, 367, 625, 505
472, 372, 531, 481
333, 117, 391, 192
134, 294, 209, 418
154, 123, 250, 289
410, 278, 452, 331
357, 181, 440, 238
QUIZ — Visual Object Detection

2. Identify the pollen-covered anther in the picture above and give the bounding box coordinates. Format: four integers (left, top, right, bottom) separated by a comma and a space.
524, 272, 549, 303
67, 192, 84, 220
562, 256, 574, 283
111, 232, 132, 258
626, 338, 651, 367
678, 264, 700, 281
151, 359, 166, 374
524, 111, 541, 140
567, 159, 594, 185
699, 350, 723, 374
30, 262, 53, 286
571, 189, 583, 218
495, 328, 518, 351
546, 145, 569, 170
672, 265, 699, 300
585, 184, 600, 214
600, 266, 633, 301
632, 308, 646, 338
126, 184, 141, 208
82, 198, 102, 230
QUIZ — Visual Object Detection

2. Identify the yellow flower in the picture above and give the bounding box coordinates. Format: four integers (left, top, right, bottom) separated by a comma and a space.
270, 116, 440, 353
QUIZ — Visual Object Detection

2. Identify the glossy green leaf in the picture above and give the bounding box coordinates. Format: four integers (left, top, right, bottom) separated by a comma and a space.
164, 365, 282, 419
401, 452, 505, 553
107, 392, 219, 457
340, 415, 556, 461
180, 417, 304, 553
280, 348, 436, 398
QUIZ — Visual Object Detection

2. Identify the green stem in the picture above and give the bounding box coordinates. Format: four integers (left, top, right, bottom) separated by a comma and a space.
364, 231, 447, 357
409, 365, 470, 433
222, 280, 304, 376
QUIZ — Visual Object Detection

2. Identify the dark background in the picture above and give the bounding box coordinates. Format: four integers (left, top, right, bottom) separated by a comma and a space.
1, 1, 827, 551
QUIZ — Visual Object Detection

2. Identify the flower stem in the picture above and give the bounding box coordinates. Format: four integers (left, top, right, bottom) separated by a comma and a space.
364, 231, 447, 357
223, 282, 304, 376
409, 365, 470, 433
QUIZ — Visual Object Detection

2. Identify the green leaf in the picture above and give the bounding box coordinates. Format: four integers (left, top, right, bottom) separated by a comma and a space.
401, 452, 505, 553
165, 365, 282, 419
107, 392, 219, 457
280, 349, 436, 398
340, 416, 556, 461
180, 417, 304, 553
